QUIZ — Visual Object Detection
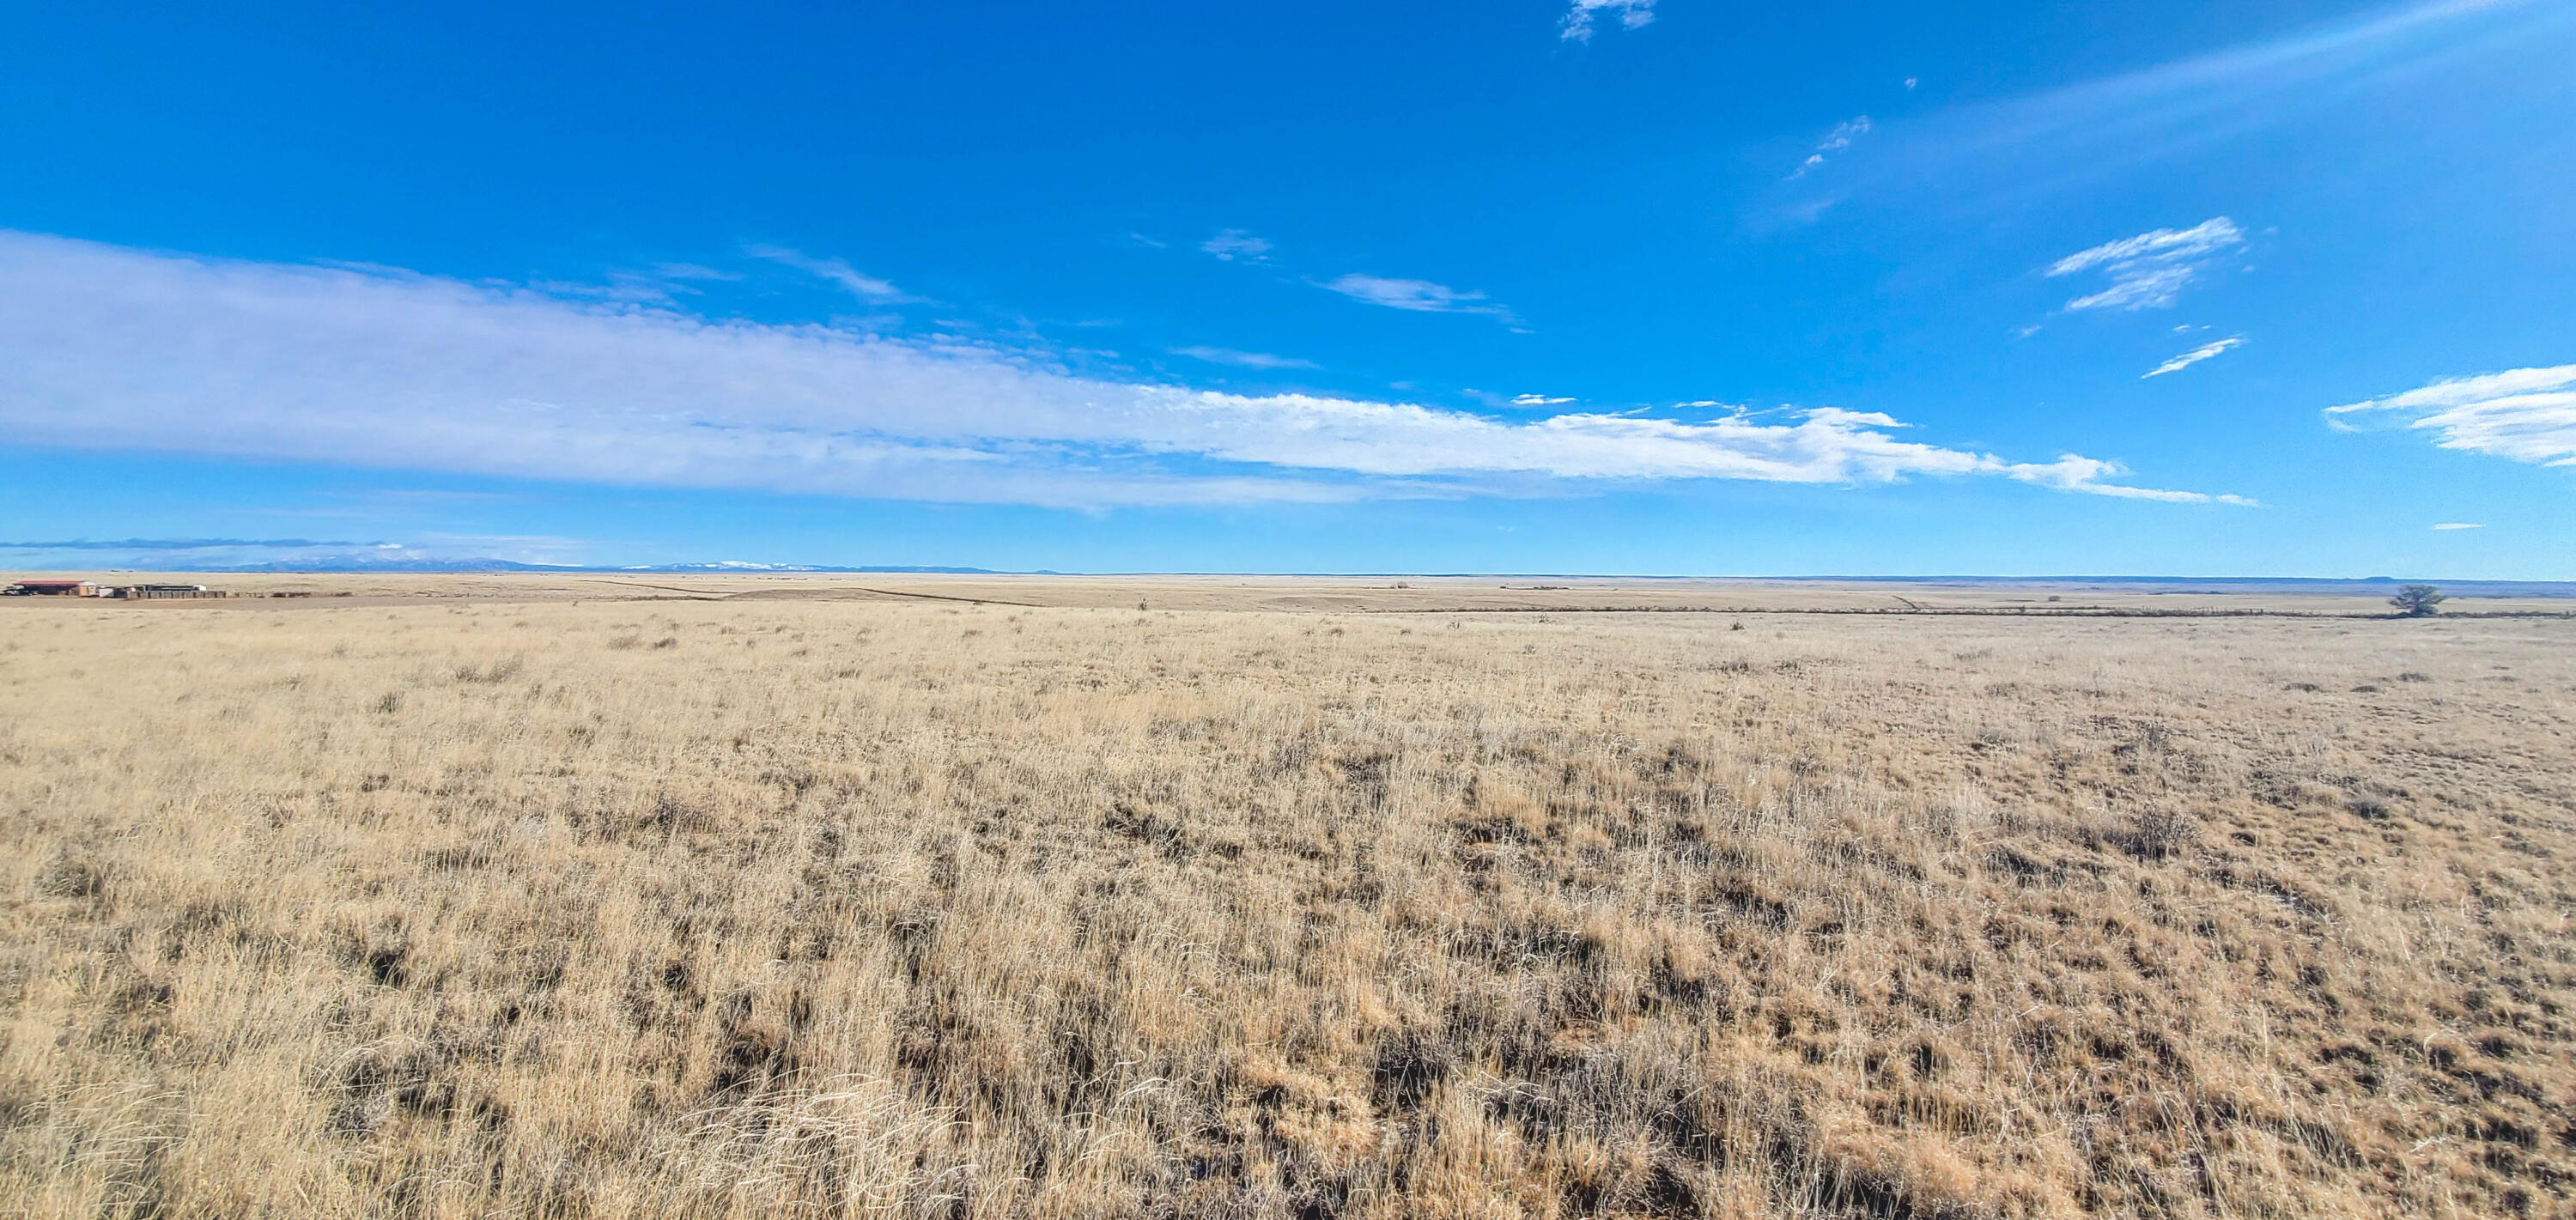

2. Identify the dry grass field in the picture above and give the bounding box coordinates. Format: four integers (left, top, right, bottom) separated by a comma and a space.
3, 584, 2572, 1217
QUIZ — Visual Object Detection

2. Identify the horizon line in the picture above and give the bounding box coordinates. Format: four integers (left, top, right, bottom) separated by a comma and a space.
6, 565, 2571, 588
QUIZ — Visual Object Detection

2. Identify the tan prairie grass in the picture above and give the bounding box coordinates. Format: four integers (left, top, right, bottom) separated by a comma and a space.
0, 596, 2571, 1218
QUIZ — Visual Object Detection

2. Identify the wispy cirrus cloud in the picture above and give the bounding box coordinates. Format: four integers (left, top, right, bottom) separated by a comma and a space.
1796, 0, 2561, 218
2431, 522, 2485, 530
744, 245, 917, 302
2143, 335, 2246, 378
1317, 274, 1521, 325
1788, 116, 1872, 178
1169, 345, 1318, 370
0, 537, 387, 549
1188, 227, 1519, 331
0, 231, 2240, 508
1199, 230, 1273, 263
528, 262, 743, 306
2047, 217, 2245, 312
0, 533, 584, 569
2325, 365, 2576, 466
1195, 233, 1521, 328
1999, 453, 2255, 505
1561, 0, 1656, 42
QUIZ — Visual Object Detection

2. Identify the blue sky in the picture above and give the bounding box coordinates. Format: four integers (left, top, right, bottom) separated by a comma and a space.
2, 0, 2570, 575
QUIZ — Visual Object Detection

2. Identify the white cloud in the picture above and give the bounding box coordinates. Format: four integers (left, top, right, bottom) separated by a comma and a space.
2046, 217, 2245, 311
1318, 274, 1519, 323
2142, 335, 2245, 378
1512, 394, 1575, 406
1789, 116, 1874, 178
1170, 346, 1318, 370
1829, 1, 2545, 217
0, 231, 2240, 508
1996, 452, 2257, 505
2432, 522, 2484, 530
1561, 0, 1656, 42
744, 245, 914, 302
1199, 230, 1273, 263
2049, 220, 2243, 276
650, 263, 742, 282
521, 261, 745, 306
2324, 365, 2576, 466
0, 532, 585, 568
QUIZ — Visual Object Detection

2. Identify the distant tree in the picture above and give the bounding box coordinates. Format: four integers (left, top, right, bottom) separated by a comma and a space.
2389, 584, 2446, 617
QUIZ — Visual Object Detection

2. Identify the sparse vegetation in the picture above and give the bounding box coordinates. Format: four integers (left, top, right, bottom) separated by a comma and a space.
1, 587, 2570, 1217
2390, 584, 2447, 617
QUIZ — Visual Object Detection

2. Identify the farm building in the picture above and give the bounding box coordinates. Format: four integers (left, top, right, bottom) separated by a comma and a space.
4, 580, 233, 599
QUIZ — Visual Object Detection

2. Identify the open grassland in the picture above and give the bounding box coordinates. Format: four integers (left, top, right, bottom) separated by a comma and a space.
2, 592, 2572, 1217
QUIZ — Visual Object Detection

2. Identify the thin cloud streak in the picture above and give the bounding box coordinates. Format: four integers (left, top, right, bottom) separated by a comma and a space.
744, 245, 916, 302
0, 537, 389, 549
2325, 365, 2576, 465
1561, 0, 1656, 42
0, 533, 587, 569
2144, 335, 2246, 378
0, 231, 2242, 508
2049, 218, 2245, 312
1788, 116, 1873, 179
1169, 346, 1319, 370
1317, 274, 1521, 323
1789, 0, 2561, 215
1199, 230, 1273, 263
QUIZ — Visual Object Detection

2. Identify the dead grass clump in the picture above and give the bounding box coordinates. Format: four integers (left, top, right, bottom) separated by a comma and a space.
453, 656, 524, 683
2113, 804, 2198, 860
30, 850, 108, 901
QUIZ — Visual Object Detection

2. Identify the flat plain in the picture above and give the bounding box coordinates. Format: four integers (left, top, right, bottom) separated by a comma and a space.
3, 576, 2572, 1217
